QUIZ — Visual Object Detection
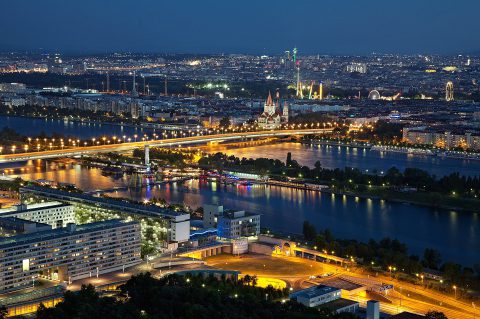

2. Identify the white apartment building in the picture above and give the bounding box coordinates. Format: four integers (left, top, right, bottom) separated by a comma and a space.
0, 202, 75, 229
0, 219, 141, 292
217, 210, 260, 239
290, 285, 342, 307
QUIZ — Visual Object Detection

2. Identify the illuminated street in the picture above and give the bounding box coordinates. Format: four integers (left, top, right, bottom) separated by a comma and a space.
0, 128, 333, 163
205, 253, 478, 318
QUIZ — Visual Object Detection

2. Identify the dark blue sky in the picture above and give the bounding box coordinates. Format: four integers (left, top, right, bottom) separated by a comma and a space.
1, 0, 479, 55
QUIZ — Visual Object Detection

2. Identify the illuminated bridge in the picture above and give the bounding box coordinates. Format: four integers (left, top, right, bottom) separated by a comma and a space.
0, 129, 332, 163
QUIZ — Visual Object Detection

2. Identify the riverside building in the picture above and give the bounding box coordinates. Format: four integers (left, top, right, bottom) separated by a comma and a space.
0, 219, 141, 292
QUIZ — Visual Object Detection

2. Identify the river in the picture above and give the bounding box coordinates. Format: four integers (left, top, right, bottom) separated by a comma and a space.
1, 115, 479, 265
1, 115, 478, 177
0, 115, 156, 139
5, 160, 479, 267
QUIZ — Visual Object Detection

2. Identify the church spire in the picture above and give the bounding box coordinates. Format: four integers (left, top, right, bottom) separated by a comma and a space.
266, 91, 273, 106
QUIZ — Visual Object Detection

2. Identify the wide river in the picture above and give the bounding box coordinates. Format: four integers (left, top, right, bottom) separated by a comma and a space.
1, 116, 479, 266
3, 158, 479, 267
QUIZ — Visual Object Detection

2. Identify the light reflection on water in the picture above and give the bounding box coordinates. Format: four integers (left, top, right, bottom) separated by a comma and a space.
105, 179, 478, 266
3, 157, 479, 266
218, 142, 480, 177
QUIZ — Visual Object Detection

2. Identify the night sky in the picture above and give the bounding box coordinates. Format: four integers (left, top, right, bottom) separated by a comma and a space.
1, 0, 479, 54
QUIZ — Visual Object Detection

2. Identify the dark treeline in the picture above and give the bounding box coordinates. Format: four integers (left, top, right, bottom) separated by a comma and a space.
199, 152, 480, 198
0, 104, 137, 124
133, 147, 194, 167
345, 120, 405, 142
0, 127, 24, 145
36, 273, 358, 319
302, 221, 480, 297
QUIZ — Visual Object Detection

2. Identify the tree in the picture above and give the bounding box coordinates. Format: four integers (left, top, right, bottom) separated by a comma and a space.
286, 152, 292, 167
423, 248, 442, 269
425, 311, 448, 319
0, 305, 7, 319
303, 221, 317, 241
219, 116, 231, 128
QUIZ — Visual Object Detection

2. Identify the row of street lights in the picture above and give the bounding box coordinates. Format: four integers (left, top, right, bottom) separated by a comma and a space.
0, 122, 340, 155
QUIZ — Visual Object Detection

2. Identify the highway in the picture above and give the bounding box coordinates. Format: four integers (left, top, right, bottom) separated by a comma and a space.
0, 128, 332, 163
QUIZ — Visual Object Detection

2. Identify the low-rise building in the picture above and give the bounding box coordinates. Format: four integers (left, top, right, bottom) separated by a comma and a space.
217, 210, 260, 239
290, 285, 342, 308
320, 298, 359, 314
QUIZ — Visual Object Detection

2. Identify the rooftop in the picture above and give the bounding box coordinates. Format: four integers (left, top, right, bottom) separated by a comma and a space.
318, 298, 359, 311
290, 285, 340, 299
321, 277, 363, 291
20, 185, 187, 219
222, 210, 260, 220
0, 201, 69, 215
0, 219, 137, 248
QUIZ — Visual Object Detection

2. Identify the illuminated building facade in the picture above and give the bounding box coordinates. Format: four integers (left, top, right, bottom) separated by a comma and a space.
217, 210, 260, 239
0, 219, 141, 292
403, 127, 480, 150
257, 92, 288, 129
0, 202, 75, 229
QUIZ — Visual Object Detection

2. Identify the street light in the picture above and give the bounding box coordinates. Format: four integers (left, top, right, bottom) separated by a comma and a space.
453, 285, 457, 299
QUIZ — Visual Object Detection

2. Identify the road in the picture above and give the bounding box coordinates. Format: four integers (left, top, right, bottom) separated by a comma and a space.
0, 128, 332, 163
204, 254, 477, 318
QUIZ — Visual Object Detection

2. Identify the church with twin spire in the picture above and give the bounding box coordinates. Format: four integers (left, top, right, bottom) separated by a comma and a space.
257, 91, 289, 129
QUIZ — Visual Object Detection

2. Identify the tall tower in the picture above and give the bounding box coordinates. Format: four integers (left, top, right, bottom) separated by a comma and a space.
319, 82, 323, 100
144, 145, 150, 166
131, 71, 139, 97
446, 81, 454, 101
295, 61, 303, 98
282, 101, 289, 121
106, 72, 110, 93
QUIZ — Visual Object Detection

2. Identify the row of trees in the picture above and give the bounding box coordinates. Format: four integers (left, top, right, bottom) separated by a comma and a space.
133, 147, 194, 166
302, 221, 480, 293
36, 273, 358, 319
198, 152, 480, 198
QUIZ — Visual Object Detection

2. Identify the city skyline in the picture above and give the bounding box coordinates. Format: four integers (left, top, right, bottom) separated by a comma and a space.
1, 0, 480, 55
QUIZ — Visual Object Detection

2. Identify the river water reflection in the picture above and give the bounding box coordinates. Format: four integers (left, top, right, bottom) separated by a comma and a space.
6, 161, 479, 266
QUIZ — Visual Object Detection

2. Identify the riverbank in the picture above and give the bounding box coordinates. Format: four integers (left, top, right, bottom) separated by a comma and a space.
264, 180, 479, 213
0, 114, 187, 133
198, 152, 480, 214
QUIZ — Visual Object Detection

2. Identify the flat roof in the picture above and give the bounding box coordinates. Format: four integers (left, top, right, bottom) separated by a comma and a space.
222, 210, 260, 219
290, 285, 340, 299
318, 298, 359, 311
21, 185, 188, 219
0, 216, 50, 228
0, 201, 69, 215
0, 219, 137, 248
321, 277, 363, 291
